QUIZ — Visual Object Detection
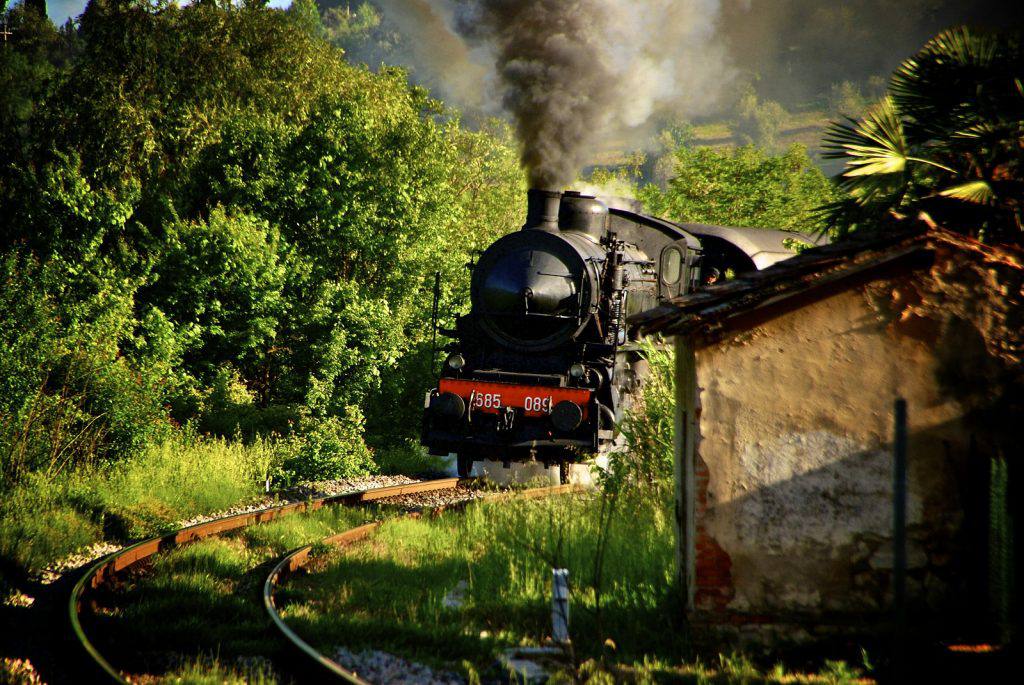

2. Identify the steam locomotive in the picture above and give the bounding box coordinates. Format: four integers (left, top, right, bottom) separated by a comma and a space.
422, 188, 811, 481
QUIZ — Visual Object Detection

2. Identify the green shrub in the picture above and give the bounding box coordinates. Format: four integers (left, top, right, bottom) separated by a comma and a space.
374, 439, 447, 476
194, 365, 298, 438
0, 252, 175, 486
609, 340, 675, 495
141, 208, 288, 387
279, 409, 376, 483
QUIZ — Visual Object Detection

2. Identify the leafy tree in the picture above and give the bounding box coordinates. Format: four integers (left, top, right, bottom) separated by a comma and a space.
0, 2, 524, 480
141, 207, 287, 388
827, 80, 867, 119
0, 245, 174, 485
322, 1, 380, 48
287, 0, 325, 38
640, 143, 840, 233
363, 118, 525, 447
823, 26, 1023, 244
732, 85, 788, 150
0, 2, 78, 230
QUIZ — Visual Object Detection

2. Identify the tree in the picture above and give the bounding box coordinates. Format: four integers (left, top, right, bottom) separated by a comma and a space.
822, 26, 1023, 244
322, 1, 380, 48
639, 143, 840, 233
0, 2, 525, 475
287, 0, 325, 39
732, 84, 788, 150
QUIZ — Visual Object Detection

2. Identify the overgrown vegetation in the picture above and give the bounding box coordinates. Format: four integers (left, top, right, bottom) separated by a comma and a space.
92, 503, 372, 682
0, 434, 274, 576
0, 0, 523, 495
280, 495, 866, 682
608, 340, 675, 496
0, 1, 521, 580
281, 493, 679, 670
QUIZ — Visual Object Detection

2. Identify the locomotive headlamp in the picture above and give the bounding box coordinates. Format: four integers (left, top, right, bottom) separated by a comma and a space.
551, 401, 584, 432
431, 392, 466, 420
569, 363, 586, 379
446, 353, 466, 371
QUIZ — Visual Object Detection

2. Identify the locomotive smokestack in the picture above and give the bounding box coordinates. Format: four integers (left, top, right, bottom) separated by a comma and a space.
523, 188, 562, 231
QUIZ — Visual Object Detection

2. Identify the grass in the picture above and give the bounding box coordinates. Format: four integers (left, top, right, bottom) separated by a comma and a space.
91, 504, 373, 680
280, 492, 680, 670
160, 655, 278, 685
0, 435, 273, 580
279, 492, 870, 683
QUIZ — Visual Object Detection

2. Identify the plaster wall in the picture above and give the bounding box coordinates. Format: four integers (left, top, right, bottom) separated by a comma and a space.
694, 276, 972, 618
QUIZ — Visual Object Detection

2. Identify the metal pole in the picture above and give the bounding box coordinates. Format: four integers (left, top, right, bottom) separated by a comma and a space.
429, 271, 441, 370
552, 568, 570, 644
674, 336, 697, 614
893, 399, 908, 640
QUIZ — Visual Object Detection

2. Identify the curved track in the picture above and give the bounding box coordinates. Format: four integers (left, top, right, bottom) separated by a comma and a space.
69, 478, 462, 683
69, 479, 579, 683
263, 483, 578, 684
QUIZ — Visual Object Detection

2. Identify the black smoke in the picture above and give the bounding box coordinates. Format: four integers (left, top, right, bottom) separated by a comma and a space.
453, 1, 616, 189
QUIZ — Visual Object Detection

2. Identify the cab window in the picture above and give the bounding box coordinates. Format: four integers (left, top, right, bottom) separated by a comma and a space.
661, 247, 683, 285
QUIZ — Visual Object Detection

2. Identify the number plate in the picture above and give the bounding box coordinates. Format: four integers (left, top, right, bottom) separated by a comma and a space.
439, 379, 591, 418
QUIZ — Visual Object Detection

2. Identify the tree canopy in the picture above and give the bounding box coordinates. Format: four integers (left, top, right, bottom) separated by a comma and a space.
0, 1, 523, 482
639, 142, 839, 233
822, 27, 1023, 244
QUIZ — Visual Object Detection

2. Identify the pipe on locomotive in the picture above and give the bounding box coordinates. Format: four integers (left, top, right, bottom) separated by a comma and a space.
524, 188, 563, 231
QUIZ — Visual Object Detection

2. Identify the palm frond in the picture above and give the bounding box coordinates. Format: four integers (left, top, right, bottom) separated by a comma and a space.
823, 98, 914, 204
810, 198, 894, 241
938, 180, 996, 205
891, 26, 1019, 138
823, 98, 907, 169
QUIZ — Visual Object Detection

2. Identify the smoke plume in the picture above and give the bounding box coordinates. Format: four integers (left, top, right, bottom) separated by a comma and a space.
447, 0, 733, 189
360, 1, 493, 112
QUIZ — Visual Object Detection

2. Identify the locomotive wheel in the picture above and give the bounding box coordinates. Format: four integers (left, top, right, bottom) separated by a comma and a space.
456, 453, 474, 478
559, 461, 571, 485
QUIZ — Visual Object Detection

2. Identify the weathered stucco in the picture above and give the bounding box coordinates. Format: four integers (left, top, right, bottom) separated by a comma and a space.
694, 274, 974, 619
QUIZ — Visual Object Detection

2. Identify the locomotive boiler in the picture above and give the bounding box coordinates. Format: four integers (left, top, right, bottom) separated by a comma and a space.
422, 188, 810, 481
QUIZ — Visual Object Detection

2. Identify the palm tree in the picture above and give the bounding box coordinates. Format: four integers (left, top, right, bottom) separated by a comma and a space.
822, 27, 1023, 245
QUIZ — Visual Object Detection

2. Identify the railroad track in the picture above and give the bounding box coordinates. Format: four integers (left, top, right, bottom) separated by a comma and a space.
69, 478, 577, 683
264, 482, 577, 684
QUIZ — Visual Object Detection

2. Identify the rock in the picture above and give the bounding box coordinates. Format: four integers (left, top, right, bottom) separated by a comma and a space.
332, 647, 464, 685
442, 580, 468, 609
498, 647, 564, 684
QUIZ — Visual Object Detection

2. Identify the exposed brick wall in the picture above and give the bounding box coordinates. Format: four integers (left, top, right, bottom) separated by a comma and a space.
694, 453, 735, 612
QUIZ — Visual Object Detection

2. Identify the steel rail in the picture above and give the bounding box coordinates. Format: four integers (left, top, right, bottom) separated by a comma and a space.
68, 477, 462, 683
264, 483, 580, 684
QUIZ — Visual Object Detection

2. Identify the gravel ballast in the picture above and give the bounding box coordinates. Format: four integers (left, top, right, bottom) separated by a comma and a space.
332, 647, 466, 685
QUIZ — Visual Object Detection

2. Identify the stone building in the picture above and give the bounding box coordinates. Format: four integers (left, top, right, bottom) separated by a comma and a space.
632, 222, 1022, 642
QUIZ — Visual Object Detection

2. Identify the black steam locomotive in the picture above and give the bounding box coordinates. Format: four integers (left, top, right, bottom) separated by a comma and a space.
422, 188, 809, 481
